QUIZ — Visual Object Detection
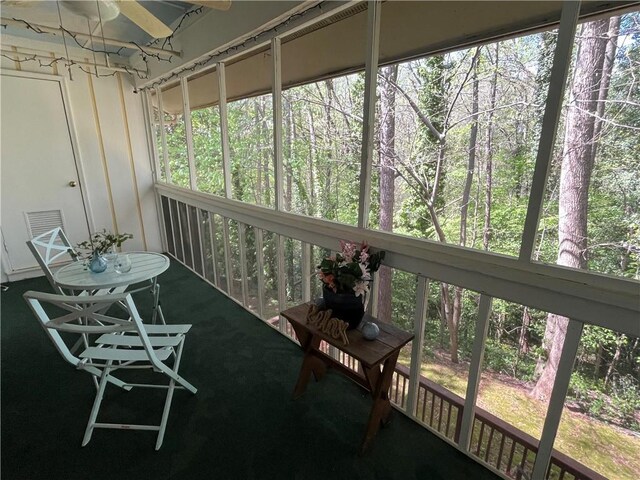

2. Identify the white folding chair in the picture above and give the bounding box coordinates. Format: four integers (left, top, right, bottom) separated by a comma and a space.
26, 227, 81, 295
24, 290, 197, 450
27, 227, 166, 325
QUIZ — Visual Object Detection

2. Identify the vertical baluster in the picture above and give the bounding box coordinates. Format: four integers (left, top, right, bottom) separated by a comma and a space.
208, 211, 218, 287
429, 391, 436, 426
185, 205, 195, 269
496, 432, 506, 471
445, 402, 453, 438
420, 387, 428, 423
484, 428, 495, 463
255, 228, 265, 319
222, 218, 233, 296
167, 199, 177, 257
476, 422, 485, 456
453, 406, 463, 443
520, 447, 529, 473
196, 210, 206, 277
437, 396, 444, 432
238, 223, 248, 306
506, 439, 517, 475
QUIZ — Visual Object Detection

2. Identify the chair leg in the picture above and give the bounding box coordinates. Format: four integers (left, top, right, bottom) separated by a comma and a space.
151, 281, 166, 325
84, 365, 132, 391
82, 361, 113, 447
155, 339, 193, 449
156, 375, 176, 450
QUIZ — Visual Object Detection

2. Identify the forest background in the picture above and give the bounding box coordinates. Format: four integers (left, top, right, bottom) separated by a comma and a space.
157, 10, 640, 479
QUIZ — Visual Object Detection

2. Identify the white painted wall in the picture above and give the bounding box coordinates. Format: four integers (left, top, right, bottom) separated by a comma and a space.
1, 35, 162, 280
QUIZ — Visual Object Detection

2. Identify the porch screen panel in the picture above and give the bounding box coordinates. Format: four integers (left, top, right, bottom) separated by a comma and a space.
415, 283, 479, 438
188, 206, 203, 277
200, 210, 216, 284
188, 69, 225, 196
169, 199, 184, 262
161, 83, 189, 188
535, 11, 640, 279
160, 196, 175, 255
178, 202, 193, 268
370, 30, 551, 258
227, 93, 275, 208
211, 213, 228, 294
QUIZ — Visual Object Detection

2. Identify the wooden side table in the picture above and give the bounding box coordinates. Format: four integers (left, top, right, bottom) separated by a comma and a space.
281, 303, 414, 454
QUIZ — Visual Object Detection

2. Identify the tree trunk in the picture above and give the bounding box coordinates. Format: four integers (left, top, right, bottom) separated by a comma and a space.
440, 283, 459, 363
484, 44, 499, 251
531, 20, 609, 400
307, 110, 317, 216
604, 334, 624, 388
594, 342, 603, 380
591, 16, 620, 164
377, 65, 398, 322
460, 48, 480, 248
518, 307, 531, 355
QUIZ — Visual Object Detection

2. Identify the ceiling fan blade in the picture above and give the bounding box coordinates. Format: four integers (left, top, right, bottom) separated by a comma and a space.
182, 1, 231, 12
116, 0, 173, 38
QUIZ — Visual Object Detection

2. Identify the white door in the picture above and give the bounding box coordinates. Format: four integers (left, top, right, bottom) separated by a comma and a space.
1, 72, 90, 277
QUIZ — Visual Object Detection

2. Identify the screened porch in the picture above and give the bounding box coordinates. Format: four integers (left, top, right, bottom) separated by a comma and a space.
1, 1, 639, 480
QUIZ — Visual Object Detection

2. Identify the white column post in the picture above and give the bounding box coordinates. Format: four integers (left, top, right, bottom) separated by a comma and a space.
272, 37, 284, 211
217, 63, 232, 199
256, 228, 266, 319
180, 76, 197, 190
459, 294, 493, 450
531, 319, 584, 479
406, 276, 429, 416
302, 242, 311, 302
519, 1, 580, 261
357, 0, 381, 229
156, 87, 171, 183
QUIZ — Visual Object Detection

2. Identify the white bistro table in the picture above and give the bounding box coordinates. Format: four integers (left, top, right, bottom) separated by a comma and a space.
54, 251, 170, 324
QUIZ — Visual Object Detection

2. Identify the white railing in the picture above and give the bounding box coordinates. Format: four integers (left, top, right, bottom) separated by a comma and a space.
155, 184, 638, 480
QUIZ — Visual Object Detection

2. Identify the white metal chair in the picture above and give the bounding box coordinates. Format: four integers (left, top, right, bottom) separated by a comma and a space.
26, 227, 81, 295
26, 227, 166, 325
24, 290, 197, 450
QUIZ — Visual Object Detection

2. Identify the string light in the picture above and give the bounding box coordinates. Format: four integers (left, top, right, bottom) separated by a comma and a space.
142, 2, 326, 91
0, 5, 205, 80
1, 2, 326, 85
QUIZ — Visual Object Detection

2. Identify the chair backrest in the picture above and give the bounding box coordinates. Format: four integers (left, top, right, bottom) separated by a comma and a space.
26, 227, 79, 294
23, 291, 161, 368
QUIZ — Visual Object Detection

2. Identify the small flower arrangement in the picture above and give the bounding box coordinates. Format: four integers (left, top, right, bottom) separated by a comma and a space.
76, 229, 133, 256
317, 241, 385, 300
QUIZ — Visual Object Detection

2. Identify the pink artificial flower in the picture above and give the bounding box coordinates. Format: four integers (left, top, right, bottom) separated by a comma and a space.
340, 240, 357, 263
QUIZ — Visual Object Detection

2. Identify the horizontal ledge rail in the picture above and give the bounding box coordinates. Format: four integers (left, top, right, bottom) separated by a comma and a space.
156, 183, 640, 336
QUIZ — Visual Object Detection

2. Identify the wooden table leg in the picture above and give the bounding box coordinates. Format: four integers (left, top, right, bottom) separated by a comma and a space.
292, 333, 326, 399
360, 352, 399, 454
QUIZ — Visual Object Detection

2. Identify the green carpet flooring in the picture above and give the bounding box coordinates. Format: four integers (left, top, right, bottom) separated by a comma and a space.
1, 261, 498, 480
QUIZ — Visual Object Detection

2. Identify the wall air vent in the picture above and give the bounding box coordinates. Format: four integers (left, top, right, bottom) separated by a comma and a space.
24, 210, 65, 238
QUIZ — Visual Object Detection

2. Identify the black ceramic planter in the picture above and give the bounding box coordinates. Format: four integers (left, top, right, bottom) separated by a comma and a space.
322, 286, 365, 329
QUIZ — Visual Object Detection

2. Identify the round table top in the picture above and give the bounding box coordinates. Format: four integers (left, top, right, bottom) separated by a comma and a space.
53, 251, 170, 290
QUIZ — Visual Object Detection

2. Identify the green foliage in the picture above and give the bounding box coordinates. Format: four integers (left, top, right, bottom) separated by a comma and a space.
76, 229, 133, 255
